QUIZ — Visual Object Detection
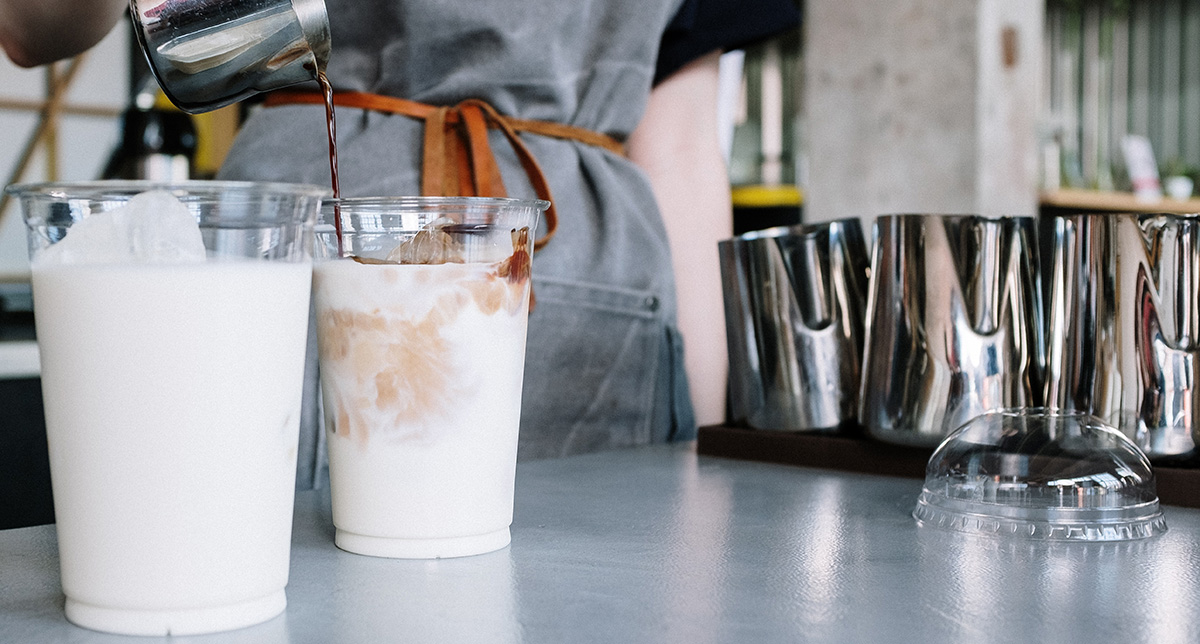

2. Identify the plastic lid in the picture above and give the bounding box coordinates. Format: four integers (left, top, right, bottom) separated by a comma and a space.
913, 408, 1167, 541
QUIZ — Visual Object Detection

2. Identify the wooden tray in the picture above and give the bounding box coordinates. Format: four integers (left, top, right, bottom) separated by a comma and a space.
697, 425, 1200, 510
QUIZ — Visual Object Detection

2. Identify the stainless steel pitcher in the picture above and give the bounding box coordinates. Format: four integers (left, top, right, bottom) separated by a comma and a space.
130, 0, 332, 113
718, 220, 869, 432
1045, 212, 1200, 459
859, 214, 1045, 447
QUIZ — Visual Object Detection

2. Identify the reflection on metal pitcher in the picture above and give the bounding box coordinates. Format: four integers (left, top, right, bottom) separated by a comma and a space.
859, 214, 1044, 447
1045, 213, 1200, 459
130, 0, 332, 113
719, 220, 869, 432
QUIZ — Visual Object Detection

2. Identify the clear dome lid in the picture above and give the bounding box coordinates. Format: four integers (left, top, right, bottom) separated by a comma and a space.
913, 408, 1167, 541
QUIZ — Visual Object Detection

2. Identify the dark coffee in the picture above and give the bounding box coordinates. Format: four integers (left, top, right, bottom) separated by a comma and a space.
317, 70, 344, 256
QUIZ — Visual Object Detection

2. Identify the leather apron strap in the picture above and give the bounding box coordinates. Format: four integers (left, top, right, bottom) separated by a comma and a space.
265, 90, 626, 252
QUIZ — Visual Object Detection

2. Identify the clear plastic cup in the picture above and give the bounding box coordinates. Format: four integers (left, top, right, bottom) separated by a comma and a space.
9, 180, 325, 635
312, 196, 547, 558
913, 408, 1167, 541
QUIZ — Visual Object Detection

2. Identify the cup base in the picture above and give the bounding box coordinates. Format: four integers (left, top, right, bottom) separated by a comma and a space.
64, 589, 286, 636
335, 526, 511, 559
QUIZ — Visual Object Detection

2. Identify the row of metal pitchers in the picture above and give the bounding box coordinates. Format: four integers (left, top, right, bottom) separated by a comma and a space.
719, 212, 1200, 460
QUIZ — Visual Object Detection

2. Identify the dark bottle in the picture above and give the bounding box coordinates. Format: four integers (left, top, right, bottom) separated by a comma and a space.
101, 88, 197, 181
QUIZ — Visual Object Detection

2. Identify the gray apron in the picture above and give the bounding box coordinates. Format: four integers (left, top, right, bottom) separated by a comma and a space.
219, 0, 695, 489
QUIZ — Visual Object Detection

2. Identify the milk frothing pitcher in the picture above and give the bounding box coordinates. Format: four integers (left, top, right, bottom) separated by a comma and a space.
859, 214, 1045, 447
130, 0, 332, 113
1045, 212, 1200, 459
719, 220, 869, 432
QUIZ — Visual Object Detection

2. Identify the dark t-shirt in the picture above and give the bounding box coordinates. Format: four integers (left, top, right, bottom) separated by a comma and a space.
656, 0, 802, 83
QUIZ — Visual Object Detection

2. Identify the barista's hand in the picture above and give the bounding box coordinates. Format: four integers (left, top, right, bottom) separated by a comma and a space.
0, 0, 128, 67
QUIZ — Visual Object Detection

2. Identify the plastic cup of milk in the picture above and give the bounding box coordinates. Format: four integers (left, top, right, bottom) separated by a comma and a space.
7, 180, 326, 636
313, 196, 547, 559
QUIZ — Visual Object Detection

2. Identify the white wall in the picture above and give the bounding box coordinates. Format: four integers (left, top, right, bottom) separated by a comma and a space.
0, 26, 130, 281
802, 0, 1043, 223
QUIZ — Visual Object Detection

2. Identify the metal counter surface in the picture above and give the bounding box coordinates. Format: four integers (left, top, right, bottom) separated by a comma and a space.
3, 443, 1200, 643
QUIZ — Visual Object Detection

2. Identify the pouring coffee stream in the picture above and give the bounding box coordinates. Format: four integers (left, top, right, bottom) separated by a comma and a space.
130, 0, 344, 251
131, 0, 566, 263
317, 70, 344, 256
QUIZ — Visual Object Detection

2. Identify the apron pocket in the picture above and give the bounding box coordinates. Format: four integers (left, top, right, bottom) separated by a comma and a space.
519, 276, 679, 459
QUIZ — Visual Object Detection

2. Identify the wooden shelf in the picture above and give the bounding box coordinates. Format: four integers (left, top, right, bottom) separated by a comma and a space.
1040, 188, 1200, 214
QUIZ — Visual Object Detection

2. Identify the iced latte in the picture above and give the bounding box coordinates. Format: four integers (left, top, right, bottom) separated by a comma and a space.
313, 197, 545, 558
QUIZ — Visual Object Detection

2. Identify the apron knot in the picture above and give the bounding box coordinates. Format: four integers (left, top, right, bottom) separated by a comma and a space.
265, 90, 624, 252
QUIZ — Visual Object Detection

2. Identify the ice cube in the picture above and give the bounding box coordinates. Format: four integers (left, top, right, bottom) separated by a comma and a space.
36, 190, 207, 265
385, 217, 465, 264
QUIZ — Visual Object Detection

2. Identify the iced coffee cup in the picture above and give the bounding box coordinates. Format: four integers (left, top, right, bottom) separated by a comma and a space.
8, 181, 326, 636
313, 196, 547, 559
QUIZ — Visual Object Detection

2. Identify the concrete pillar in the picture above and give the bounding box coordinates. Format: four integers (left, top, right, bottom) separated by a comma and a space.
802, 0, 1044, 223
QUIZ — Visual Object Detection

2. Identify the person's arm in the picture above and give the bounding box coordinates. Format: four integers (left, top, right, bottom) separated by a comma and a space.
627, 50, 730, 427
0, 0, 128, 67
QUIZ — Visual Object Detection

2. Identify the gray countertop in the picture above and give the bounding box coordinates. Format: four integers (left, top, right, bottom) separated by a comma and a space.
4, 443, 1200, 643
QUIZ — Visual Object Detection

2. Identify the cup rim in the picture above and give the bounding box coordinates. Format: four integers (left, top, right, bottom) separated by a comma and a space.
319, 195, 551, 212
873, 212, 1037, 222
4, 180, 332, 200
722, 218, 864, 243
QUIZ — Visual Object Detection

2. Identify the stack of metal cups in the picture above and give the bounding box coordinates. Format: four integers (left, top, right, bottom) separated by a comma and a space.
858, 214, 1045, 447
719, 210, 1200, 461
718, 220, 869, 432
1044, 213, 1200, 460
